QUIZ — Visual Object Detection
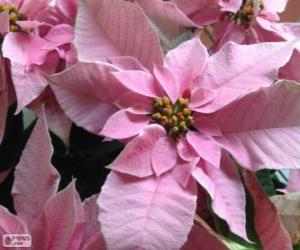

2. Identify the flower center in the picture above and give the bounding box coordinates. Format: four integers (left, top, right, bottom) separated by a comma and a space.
151, 96, 194, 138
221, 0, 264, 29
0, 5, 27, 32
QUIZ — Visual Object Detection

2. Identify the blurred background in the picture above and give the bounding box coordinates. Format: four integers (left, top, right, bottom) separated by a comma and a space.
280, 0, 300, 22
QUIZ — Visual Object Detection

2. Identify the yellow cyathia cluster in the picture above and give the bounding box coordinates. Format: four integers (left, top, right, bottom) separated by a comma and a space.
152, 96, 194, 138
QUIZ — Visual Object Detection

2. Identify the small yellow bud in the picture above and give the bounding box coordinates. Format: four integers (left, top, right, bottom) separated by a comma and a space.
177, 112, 185, 122
171, 127, 179, 134
162, 96, 171, 106
10, 25, 19, 32
152, 113, 161, 121
163, 107, 172, 116
178, 97, 188, 107
186, 116, 194, 126
179, 121, 187, 131
183, 108, 191, 116
9, 12, 17, 21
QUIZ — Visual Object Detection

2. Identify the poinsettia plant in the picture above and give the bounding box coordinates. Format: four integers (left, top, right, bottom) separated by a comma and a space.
0, 0, 300, 249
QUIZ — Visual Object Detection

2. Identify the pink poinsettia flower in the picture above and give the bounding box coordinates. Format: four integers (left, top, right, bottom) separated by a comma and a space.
171, 0, 299, 51
0, 109, 105, 250
0, 0, 76, 142
49, 37, 300, 249
171, 0, 300, 84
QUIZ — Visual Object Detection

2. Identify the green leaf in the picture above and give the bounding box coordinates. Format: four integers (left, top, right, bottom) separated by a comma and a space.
161, 30, 193, 53
256, 170, 276, 195
223, 239, 258, 250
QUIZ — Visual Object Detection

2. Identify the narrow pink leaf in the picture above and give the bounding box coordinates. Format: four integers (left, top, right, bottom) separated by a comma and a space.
107, 125, 165, 177
245, 172, 292, 250
32, 181, 85, 250
82, 195, 101, 243
98, 171, 197, 250
101, 110, 150, 139
214, 80, 300, 171
75, 0, 163, 69
193, 153, 247, 240
182, 217, 228, 250
12, 109, 60, 230
0, 206, 28, 235
201, 40, 297, 89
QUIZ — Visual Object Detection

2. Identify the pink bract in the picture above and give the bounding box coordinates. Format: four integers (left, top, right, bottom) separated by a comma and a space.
50, 37, 300, 247
0, 108, 105, 250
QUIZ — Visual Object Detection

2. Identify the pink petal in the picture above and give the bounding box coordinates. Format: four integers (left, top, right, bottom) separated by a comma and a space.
0, 206, 28, 234
16, 20, 43, 30
48, 62, 122, 134
82, 195, 101, 244
56, 0, 77, 22
82, 232, 106, 250
245, 172, 292, 250
44, 98, 72, 145
151, 136, 178, 176
201, 40, 297, 89
280, 51, 300, 83
75, 0, 163, 69
137, 0, 195, 40
192, 162, 215, 197
51, 83, 117, 135
190, 87, 217, 108
176, 138, 199, 162
45, 24, 74, 45
187, 131, 221, 168
285, 170, 300, 193
193, 116, 222, 136
10, 63, 48, 113
12, 108, 60, 230
2, 32, 51, 66
20, 0, 51, 18
193, 87, 248, 113
0, 11, 9, 35
182, 219, 227, 250
101, 110, 150, 139
48, 62, 124, 104
114, 91, 152, 112
32, 181, 85, 250
211, 21, 247, 54
218, 0, 242, 12
108, 56, 149, 71
257, 18, 300, 42
193, 153, 248, 240
113, 70, 162, 98
165, 38, 208, 93
214, 80, 300, 171
171, 158, 198, 188
107, 125, 166, 177
98, 171, 197, 250
153, 65, 179, 103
